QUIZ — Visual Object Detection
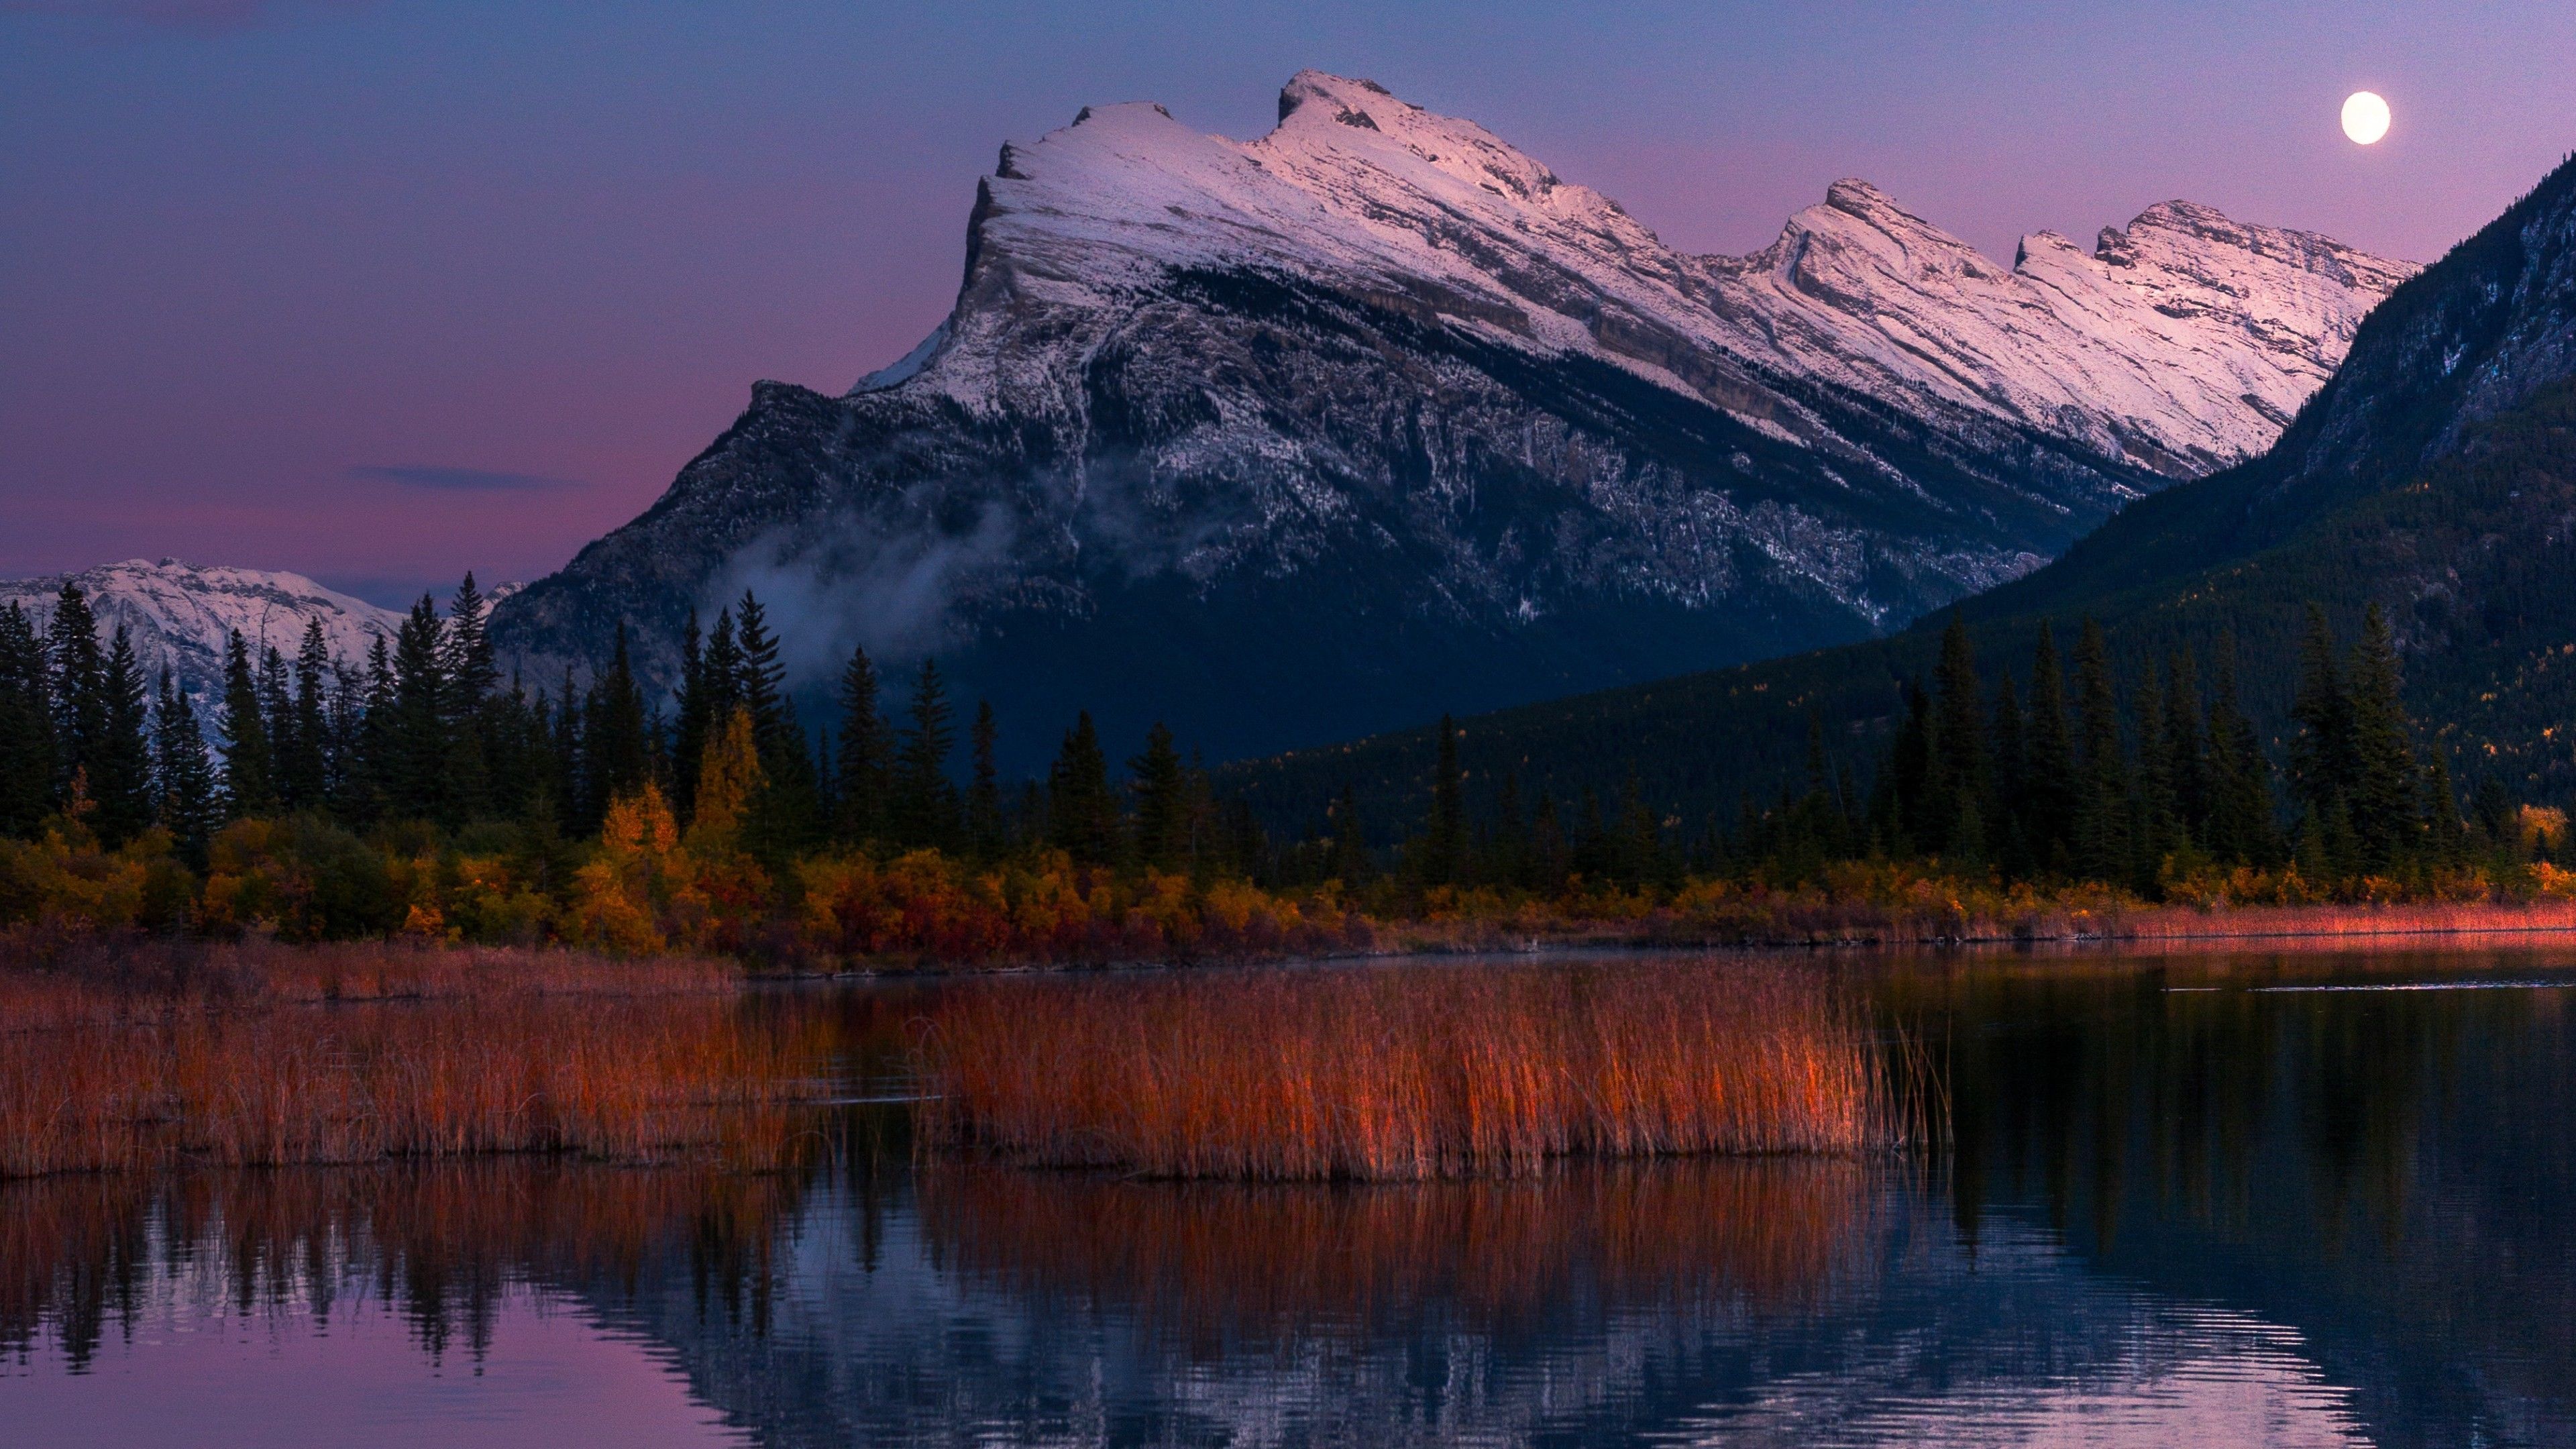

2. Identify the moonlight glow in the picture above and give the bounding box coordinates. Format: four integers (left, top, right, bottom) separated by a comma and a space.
2342, 91, 2391, 145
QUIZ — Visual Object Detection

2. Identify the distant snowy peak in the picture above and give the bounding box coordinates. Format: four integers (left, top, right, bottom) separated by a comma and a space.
918, 69, 2412, 477
0, 558, 401, 700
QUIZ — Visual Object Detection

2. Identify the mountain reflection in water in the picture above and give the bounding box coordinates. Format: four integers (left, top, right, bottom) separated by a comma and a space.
4, 950, 2573, 1447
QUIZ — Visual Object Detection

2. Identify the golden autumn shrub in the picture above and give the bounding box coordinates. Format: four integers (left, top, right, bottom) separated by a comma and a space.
0, 819, 161, 931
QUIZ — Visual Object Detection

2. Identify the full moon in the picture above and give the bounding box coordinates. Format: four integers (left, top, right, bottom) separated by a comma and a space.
2342, 91, 2392, 145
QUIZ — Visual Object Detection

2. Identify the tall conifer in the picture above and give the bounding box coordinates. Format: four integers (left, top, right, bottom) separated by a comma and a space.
218, 631, 276, 817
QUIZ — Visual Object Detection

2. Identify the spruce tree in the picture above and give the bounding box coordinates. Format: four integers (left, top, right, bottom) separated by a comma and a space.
2202, 635, 2277, 866
2129, 660, 2179, 890
2289, 604, 2352, 822
1327, 783, 1371, 883
153, 672, 219, 867
1046, 711, 1116, 865
218, 631, 276, 817
2022, 624, 2077, 869
967, 700, 1004, 859
440, 576, 495, 821
90, 627, 154, 845
1929, 615, 1988, 860
1129, 721, 1187, 872
386, 597, 448, 822
0, 603, 56, 835
1422, 712, 1465, 885
671, 609, 709, 818
341, 635, 398, 824
2344, 602, 2419, 872
831, 643, 892, 845
47, 584, 108, 805
890, 659, 958, 849
2162, 652, 2208, 847
2070, 619, 2129, 882
279, 619, 332, 812
582, 625, 651, 822
1988, 672, 2029, 875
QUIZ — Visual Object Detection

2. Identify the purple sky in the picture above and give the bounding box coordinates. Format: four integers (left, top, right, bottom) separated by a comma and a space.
5, 0, 2573, 606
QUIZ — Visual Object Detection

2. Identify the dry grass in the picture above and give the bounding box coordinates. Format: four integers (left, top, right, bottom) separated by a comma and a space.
922, 1157, 1882, 1336
914, 962, 1910, 1180
0, 937, 824, 1178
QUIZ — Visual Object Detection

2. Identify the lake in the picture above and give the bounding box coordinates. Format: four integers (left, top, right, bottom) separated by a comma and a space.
6, 947, 2573, 1446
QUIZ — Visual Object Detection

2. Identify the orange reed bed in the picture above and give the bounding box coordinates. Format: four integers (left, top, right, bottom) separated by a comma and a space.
913, 963, 1913, 1180
922, 1157, 1882, 1334
0, 942, 826, 1178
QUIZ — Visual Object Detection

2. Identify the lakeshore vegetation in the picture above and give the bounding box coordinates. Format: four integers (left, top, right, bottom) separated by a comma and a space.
3, 572, 2574, 963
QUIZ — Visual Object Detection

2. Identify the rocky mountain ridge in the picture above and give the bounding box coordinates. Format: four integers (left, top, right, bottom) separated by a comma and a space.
482, 70, 2410, 765
0, 559, 403, 701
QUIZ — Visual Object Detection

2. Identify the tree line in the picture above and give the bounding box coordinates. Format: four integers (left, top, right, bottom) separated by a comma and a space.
1334, 602, 2516, 900
0, 572, 2523, 910
0, 578, 1264, 879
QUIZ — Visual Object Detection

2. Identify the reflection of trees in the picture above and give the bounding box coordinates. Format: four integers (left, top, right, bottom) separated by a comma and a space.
921, 1158, 1883, 1340
1882, 950, 2576, 1446
0, 1160, 812, 1372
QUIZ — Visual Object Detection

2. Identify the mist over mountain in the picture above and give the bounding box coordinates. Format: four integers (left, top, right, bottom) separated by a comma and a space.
1224, 149, 2576, 837
487, 70, 2406, 769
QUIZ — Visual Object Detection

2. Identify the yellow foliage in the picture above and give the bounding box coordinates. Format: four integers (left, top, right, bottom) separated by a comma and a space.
686, 706, 764, 857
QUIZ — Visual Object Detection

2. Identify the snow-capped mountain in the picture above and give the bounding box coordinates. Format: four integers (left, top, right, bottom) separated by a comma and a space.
491, 70, 2409, 766
1, 559, 402, 700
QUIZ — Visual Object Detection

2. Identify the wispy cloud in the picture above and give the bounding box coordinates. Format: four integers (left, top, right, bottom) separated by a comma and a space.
350, 464, 583, 493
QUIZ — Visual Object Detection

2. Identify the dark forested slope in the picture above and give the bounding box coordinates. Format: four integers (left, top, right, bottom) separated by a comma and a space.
1224, 152, 2576, 839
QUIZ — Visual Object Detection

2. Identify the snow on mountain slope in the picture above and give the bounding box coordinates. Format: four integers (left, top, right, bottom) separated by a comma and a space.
926, 70, 2412, 474
0, 559, 401, 700
491, 70, 2412, 767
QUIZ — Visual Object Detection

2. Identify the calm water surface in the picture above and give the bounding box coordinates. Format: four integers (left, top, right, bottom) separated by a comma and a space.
6, 948, 2574, 1447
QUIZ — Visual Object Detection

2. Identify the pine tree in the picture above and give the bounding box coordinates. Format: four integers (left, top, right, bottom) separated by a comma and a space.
340, 635, 398, 824
1886, 681, 1933, 855
47, 584, 108, 804
1327, 783, 1371, 883
1988, 672, 2030, 875
2162, 651, 2208, 847
1128, 721, 1187, 872
582, 624, 651, 826
90, 627, 154, 845
2129, 660, 2178, 891
1046, 711, 1117, 865
2290, 604, 2352, 822
0, 603, 56, 835
831, 644, 892, 846
671, 609, 709, 818
2344, 602, 2419, 872
2423, 752, 2467, 869
217, 631, 276, 817
2023, 623, 2077, 869
1421, 713, 1465, 885
440, 576, 495, 821
385, 597, 448, 822
278, 619, 332, 812
1929, 615, 1988, 861
890, 659, 958, 849
967, 700, 1005, 859
2070, 619, 2129, 881
152, 672, 219, 867
2202, 634, 2278, 866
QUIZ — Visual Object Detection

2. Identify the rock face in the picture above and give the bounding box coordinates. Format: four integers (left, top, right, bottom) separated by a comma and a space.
490, 70, 2410, 765
0, 559, 401, 700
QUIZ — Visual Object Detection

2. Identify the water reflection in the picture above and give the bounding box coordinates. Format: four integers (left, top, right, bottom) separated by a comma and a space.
3, 950, 2573, 1446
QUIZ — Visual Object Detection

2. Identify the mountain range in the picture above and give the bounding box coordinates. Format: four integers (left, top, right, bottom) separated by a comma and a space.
0, 559, 402, 701
481, 70, 2408, 769
1224, 148, 2576, 836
